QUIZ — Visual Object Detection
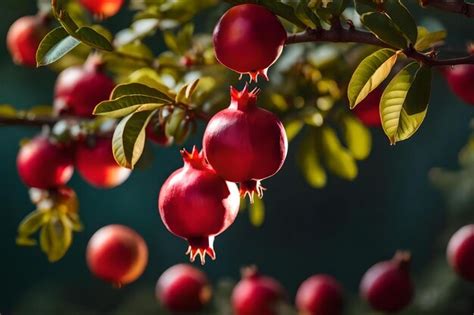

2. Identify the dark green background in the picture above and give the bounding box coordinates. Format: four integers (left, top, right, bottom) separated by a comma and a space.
0, 1, 473, 314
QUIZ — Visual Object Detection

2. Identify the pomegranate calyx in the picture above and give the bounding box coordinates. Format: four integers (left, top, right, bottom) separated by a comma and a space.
186, 236, 216, 265
180, 146, 210, 170
239, 180, 265, 203
241, 265, 260, 279
247, 68, 269, 82
230, 84, 259, 111
393, 251, 411, 270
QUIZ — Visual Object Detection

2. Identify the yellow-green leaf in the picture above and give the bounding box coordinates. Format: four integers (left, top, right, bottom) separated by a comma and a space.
341, 114, 372, 160
284, 120, 304, 142
165, 108, 186, 138
415, 28, 446, 51
17, 210, 49, 237
94, 95, 167, 118
381, 62, 432, 144
320, 126, 358, 180
36, 27, 81, 66
249, 197, 265, 227
0, 104, 17, 118
111, 83, 172, 101
360, 12, 408, 49
75, 26, 113, 51
297, 130, 327, 188
383, 0, 418, 44
40, 216, 72, 262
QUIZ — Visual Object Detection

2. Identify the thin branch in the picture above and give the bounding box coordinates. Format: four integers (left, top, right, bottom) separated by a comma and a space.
419, 0, 474, 18
0, 116, 66, 127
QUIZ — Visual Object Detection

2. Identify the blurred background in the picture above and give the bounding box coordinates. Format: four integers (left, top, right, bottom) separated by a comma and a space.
0, 1, 473, 314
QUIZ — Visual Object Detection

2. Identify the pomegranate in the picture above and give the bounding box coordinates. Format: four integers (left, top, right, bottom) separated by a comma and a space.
79, 0, 124, 18
156, 264, 212, 313
443, 65, 474, 105
146, 114, 173, 146
360, 252, 414, 313
353, 88, 382, 127
86, 224, 148, 287
231, 266, 286, 315
158, 147, 240, 264
17, 135, 74, 189
447, 224, 474, 282
213, 4, 287, 81
203, 85, 288, 200
6, 14, 48, 67
295, 275, 344, 315
76, 136, 131, 188
54, 56, 115, 117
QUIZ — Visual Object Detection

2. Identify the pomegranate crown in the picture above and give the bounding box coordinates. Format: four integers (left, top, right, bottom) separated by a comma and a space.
180, 146, 212, 170
241, 265, 260, 279
230, 84, 260, 110
392, 250, 411, 270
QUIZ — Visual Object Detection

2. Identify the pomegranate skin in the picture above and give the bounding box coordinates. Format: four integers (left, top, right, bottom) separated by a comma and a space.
213, 4, 287, 81
80, 0, 124, 18
360, 252, 413, 313
158, 147, 240, 264
17, 136, 74, 189
76, 137, 131, 189
6, 15, 48, 67
232, 267, 286, 315
353, 88, 382, 127
447, 224, 474, 282
444, 65, 474, 105
203, 85, 288, 199
156, 264, 212, 313
86, 224, 148, 287
295, 275, 344, 315
54, 60, 115, 117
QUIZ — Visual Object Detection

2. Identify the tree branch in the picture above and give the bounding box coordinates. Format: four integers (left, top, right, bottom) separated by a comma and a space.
0, 116, 67, 127
419, 0, 474, 18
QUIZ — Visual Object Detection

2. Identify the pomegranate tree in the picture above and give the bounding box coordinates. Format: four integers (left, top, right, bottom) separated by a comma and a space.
443, 65, 474, 105
447, 224, 474, 282
296, 275, 344, 315
213, 4, 287, 81
158, 147, 240, 264
79, 0, 124, 18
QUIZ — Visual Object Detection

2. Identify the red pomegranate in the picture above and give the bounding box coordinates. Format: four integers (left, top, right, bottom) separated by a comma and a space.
146, 114, 173, 146
79, 0, 124, 18
158, 147, 240, 264
156, 264, 212, 313
203, 85, 288, 201
443, 65, 474, 105
213, 4, 287, 81
76, 136, 131, 188
231, 267, 286, 315
296, 275, 344, 315
17, 135, 74, 189
54, 56, 115, 117
6, 14, 48, 67
353, 88, 382, 127
86, 224, 148, 287
360, 252, 414, 313
447, 224, 474, 282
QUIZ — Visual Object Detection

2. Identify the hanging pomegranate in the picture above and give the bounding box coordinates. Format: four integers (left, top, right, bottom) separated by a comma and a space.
447, 224, 474, 282
443, 65, 474, 105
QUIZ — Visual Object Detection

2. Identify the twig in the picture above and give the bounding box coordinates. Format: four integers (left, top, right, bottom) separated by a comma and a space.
419, 0, 474, 18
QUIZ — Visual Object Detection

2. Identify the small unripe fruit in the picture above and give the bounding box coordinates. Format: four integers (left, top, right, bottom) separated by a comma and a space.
296, 275, 344, 315
156, 264, 212, 313
86, 225, 148, 287
443, 65, 474, 105
79, 0, 124, 18
76, 137, 131, 189
353, 88, 382, 127
360, 252, 414, 313
213, 4, 287, 81
7, 15, 48, 67
17, 135, 74, 189
447, 224, 474, 282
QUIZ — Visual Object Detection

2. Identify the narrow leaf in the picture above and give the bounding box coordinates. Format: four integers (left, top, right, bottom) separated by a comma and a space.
0, 104, 17, 118
383, 0, 418, 44
360, 12, 408, 49
415, 28, 446, 51
111, 83, 172, 101
249, 197, 265, 227
185, 79, 200, 101
17, 210, 49, 237
36, 27, 81, 66
94, 95, 167, 118
297, 130, 327, 188
284, 120, 304, 142
295, 1, 319, 29
320, 126, 358, 180
341, 114, 372, 160
75, 26, 113, 51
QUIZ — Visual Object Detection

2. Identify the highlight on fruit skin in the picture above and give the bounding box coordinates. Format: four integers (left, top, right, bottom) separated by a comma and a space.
213, 4, 287, 82
158, 146, 240, 265
447, 224, 474, 282
353, 88, 383, 127
86, 224, 148, 287
156, 264, 212, 313
296, 274, 344, 315
203, 84, 288, 202
79, 0, 125, 19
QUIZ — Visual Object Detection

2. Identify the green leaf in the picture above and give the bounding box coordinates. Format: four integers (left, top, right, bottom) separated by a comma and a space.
295, 1, 320, 29
415, 28, 446, 51
0, 104, 17, 118
316, 0, 350, 21
113, 110, 155, 169
163, 32, 180, 54
36, 27, 81, 66
249, 197, 265, 227
348, 49, 399, 109
320, 126, 358, 180
17, 210, 49, 237
252, 0, 307, 29
75, 26, 113, 51
40, 215, 72, 262
297, 130, 327, 188
57, 10, 79, 35
341, 114, 372, 160
380, 62, 432, 144
128, 68, 175, 99
360, 12, 408, 49
176, 23, 195, 54
175, 79, 200, 104
16, 236, 37, 246
383, 0, 418, 44
111, 83, 173, 101
165, 108, 186, 138
94, 95, 167, 118
284, 119, 304, 142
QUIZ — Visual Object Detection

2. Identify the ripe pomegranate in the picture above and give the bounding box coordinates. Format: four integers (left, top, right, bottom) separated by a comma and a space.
360, 252, 414, 313
203, 85, 288, 200
353, 88, 382, 127
158, 147, 240, 264
231, 266, 286, 315
86, 224, 148, 287
443, 65, 474, 105
76, 136, 131, 188
54, 56, 115, 117
17, 135, 74, 189
213, 4, 287, 81
447, 224, 474, 282
295, 275, 344, 315
6, 14, 48, 67
156, 264, 212, 313
79, 0, 124, 18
